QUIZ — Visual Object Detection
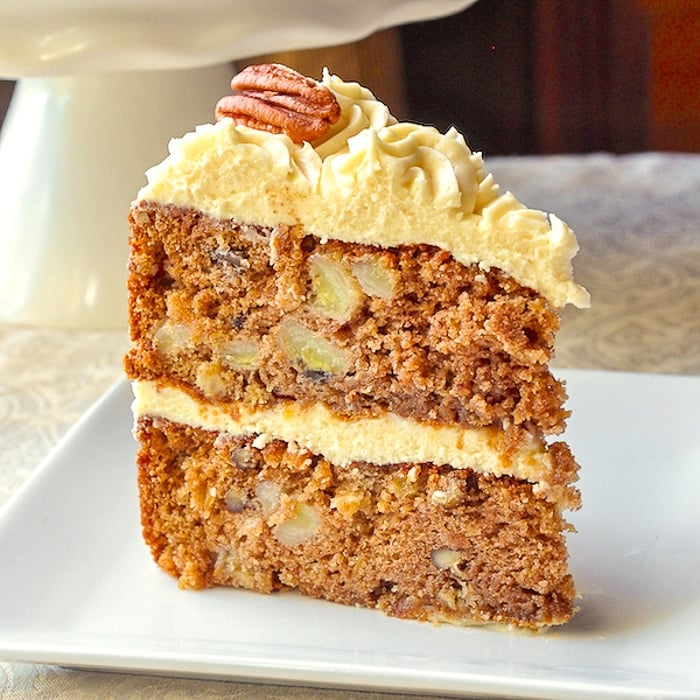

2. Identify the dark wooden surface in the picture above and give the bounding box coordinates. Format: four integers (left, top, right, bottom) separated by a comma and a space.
0, 81, 13, 126
401, 0, 654, 154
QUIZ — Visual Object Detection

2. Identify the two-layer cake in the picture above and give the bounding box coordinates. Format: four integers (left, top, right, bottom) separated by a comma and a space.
125, 64, 589, 628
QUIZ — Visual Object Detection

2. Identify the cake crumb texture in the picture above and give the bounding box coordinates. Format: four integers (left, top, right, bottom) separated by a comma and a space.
126, 202, 570, 451
136, 416, 576, 628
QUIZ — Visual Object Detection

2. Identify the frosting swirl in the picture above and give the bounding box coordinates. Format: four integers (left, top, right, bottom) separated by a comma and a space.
313, 70, 396, 158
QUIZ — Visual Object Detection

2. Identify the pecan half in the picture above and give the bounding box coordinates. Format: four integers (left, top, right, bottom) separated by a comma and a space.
215, 63, 341, 144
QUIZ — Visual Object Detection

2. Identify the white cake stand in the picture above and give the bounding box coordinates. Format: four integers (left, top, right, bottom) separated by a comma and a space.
0, 1, 474, 328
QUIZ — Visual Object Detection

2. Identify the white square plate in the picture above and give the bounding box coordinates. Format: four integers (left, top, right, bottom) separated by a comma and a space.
1, 369, 699, 699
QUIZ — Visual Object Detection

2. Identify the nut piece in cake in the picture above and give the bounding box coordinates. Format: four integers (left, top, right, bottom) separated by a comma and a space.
273, 502, 322, 547
215, 63, 341, 143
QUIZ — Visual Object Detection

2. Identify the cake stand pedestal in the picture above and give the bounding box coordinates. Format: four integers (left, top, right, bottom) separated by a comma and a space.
0, 0, 474, 329
0, 64, 233, 328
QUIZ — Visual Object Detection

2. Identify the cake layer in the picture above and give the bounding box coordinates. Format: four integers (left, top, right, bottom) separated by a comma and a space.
135, 415, 577, 628
126, 202, 571, 443
132, 379, 580, 508
136, 72, 589, 310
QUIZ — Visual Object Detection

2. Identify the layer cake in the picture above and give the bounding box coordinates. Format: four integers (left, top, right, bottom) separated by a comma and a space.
125, 63, 589, 629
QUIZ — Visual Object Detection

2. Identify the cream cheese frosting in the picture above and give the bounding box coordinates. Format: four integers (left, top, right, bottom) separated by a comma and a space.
132, 379, 573, 505
137, 70, 589, 309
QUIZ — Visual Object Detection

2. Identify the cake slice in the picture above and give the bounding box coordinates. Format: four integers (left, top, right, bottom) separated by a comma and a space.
125, 63, 589, 629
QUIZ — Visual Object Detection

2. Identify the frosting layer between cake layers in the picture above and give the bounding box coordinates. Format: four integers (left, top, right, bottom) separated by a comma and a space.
137, 72, 589, 310
131, 379, 577, 509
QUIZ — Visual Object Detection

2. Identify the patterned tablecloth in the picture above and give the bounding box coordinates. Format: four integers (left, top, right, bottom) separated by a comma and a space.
1, 152, 698, 699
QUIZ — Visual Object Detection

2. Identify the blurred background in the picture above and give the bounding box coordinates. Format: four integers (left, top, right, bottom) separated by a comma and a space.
3, 0, 697, 155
